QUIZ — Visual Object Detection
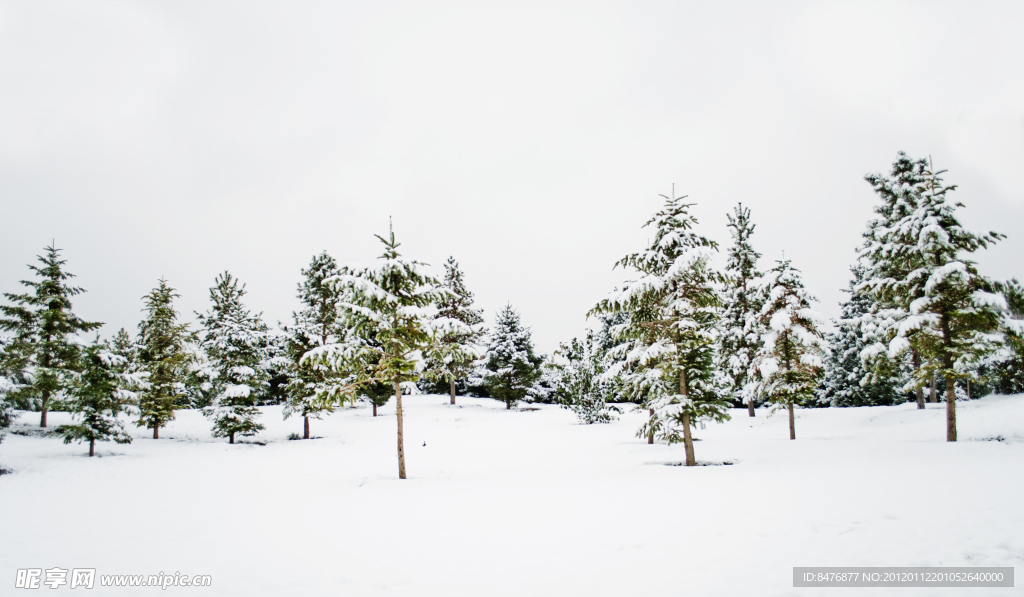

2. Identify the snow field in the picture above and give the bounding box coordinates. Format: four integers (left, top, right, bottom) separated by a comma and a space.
2, 394, 1023, 596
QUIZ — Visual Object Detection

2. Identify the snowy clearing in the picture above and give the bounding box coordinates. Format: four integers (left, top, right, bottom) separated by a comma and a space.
2, 395, 1023, 596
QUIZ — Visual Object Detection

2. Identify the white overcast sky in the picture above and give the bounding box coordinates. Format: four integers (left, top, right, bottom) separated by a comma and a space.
1, 0, 1023, 353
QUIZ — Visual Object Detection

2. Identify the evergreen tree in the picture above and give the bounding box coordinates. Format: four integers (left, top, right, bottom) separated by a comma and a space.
197, 272, 270, 444
283, 252, 349, 438
987, 279, 1024, 394
481, 304, 543, 410
818, 264, 906, 406
747, 260, 829, 439
424, 257, 486, 405
858, 153, 934, 409
591, 190, 730, 465
718, 203, 765, 416
0, 245, 102, 427
136, 279, 191, 439
860, 158, 1007, 441
110, 328, 139, 373
552, 331, 620, 424
308, 224, 447, 479
0, 335, 17, 430
59, 339, 141, 456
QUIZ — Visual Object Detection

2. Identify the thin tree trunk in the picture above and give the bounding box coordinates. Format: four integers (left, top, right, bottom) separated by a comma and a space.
945, 377, 956, 442
304, 416, 310, 439
449, 378, 456, 405
966, 380, 970, 401
929, 374, 937, 403
682, 412, 696, 466
680, 367, 696, 466
647, 408, 654, 444
941, 315, 956, 442
506, 400, 511, 410
395, 381, 406, 479
788, 403, 796, 440
40, 390, 49, 427
747, 399, 755, 417
912, 349, 925, 409
230, 431, 235, 444
153, 425, 159, 440
373, 402, 377, 417
89, 438, 95, 457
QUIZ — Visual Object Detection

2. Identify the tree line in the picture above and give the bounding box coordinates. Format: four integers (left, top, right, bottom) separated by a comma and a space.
1, 152, 1021, 473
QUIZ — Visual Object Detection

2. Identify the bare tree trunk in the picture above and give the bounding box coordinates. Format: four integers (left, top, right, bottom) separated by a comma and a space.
966, 380, 970, 401
230, 431, 235, 444
647, 408, 654, 444
929, 374, 937, 403
506, 400, 511, 410
40, 389, 49, 427
945, 378, 956, 442
680, 367, 696, 465
912, 349, 925, 409
449, 378, 456, 405
303, 416, 310, 439
395, 381, 406, 479
941, 316, 956, 442
153, 425, 159, 440
372, 402, 377, 417
89, 439, 95, 457
788, 403, 796, 440
682, 412, 696, 466
747, 399, 755, 417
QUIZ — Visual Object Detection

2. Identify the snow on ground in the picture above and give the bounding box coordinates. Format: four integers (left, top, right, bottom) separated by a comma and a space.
2, 395, 1023, 596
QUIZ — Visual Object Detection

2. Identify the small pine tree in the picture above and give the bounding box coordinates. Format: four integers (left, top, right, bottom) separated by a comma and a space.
283, 252, 349, 438
136, 279, 191, 439
747, 260, 829, 440
59, 340, 139, 456
0, 245, 102, 427
481, 305, 543, 410
552, 331, 620, 424
424, 257, 486, 405
197, 272, 270, 444
818, 264, 906, 407
718, 203, 765, 416
987, 279, 1024, 394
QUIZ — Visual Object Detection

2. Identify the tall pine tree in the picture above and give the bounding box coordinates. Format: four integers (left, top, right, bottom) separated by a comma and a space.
136, 279, 191, 439
0, 245, 102, 427
283, 252, 350, 438
747, 260, 829, 440
591, 190, 730, 465
310, 224, 447, 479
197, 272, 270, 444
859, 157, 1007, 441
718, 203, 765, 417
424, 257, 486, 405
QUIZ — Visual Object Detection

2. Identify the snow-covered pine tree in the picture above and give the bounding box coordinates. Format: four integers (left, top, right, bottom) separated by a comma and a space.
0, 245, 102, 427
110, 328, 139, 373
197, 272, 271, 444
424, 257, 486, 405
59, 339, 141, 456
283, 252, 350, 438
0, 335, 17, 431
552, 331, 620, 424
481, 304, 543, 410
747, 259, 829, 440
859, 158, 1007, 441
988, 279, 1024, 394
718, 203, 765, 416
591, 190, 730, 465
817, 264, 906, 407
857, 153, 933, 408
309, 224, 447, 479
136, 279, 191, 439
